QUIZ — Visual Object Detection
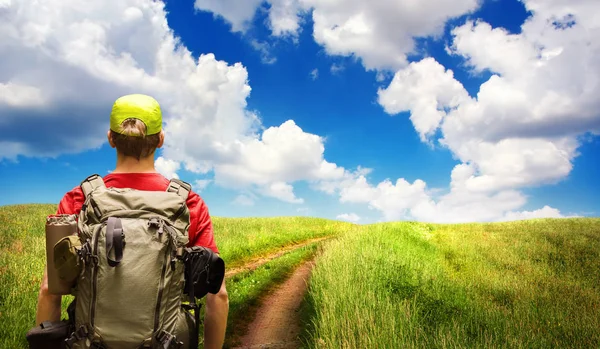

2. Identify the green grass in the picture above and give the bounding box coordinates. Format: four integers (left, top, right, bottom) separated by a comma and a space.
0, 204, 75, 348
302, 218, 600, 349
213, 217, 352, 268
3, 204, 599, 348
0, 204, 344, 348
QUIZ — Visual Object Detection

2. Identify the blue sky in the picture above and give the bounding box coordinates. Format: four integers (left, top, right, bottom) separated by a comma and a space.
1, 0, 599, 223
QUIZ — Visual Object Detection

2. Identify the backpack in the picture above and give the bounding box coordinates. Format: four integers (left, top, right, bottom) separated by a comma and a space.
65, 174, 198, 349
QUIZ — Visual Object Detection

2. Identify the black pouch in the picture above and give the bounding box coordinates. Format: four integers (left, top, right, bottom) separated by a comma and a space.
26, 320, 70, 349
181, 246, 225, 299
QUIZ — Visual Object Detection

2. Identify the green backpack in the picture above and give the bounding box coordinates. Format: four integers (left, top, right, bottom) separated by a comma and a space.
65, 174, 198, 349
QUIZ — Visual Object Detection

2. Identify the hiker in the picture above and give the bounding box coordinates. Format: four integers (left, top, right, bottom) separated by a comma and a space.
34, 94, 229, 348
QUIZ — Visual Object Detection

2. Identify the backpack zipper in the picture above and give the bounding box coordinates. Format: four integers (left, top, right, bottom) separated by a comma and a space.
90, 222, 105, 328
154, 244, 170, 332
153, 218, 181, 333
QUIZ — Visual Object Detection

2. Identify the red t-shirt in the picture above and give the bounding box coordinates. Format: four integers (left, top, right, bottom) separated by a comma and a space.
57, 173, 219, 253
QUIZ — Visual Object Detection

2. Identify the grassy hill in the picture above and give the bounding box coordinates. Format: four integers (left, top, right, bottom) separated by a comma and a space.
302, 219, 600, 348
1, 204, 598, 348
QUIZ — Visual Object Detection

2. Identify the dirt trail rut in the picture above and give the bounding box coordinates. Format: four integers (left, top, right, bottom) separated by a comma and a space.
233, 260, 314, 349
226, 237, 328, 278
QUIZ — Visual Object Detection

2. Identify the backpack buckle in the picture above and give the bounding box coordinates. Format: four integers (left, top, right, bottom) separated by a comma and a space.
156, 330, 183, 349
64, 325, 89, 348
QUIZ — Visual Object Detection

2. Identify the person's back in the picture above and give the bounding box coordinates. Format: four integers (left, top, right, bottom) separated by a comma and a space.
35, 94, 229, 348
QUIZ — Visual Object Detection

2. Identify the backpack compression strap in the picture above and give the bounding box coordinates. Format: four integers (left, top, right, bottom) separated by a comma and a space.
106, 217, 124, 267
166, 178, 192, 200
80, 174, 106, 198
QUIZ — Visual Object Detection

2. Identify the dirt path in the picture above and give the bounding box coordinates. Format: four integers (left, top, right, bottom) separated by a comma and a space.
225, 237, 329, 278
233, 260, 315, 349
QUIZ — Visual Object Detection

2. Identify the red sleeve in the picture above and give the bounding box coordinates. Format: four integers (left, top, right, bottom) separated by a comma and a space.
186, 192, 219, 254
56, 187, 85, 215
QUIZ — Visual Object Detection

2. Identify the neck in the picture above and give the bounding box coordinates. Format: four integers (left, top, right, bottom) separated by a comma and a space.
113, 153, 157, 174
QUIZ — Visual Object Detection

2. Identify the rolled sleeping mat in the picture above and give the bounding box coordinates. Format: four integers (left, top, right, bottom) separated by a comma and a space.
45, 214, 77, 295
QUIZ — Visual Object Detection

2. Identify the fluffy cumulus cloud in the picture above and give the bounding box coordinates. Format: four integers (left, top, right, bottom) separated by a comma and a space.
0, 0, 342, 204
338, 175, 430, 221
195, 0, 480, 70
319, 164, 567, 223
377, 58, 470, 141
304, 0, 479, 70
4, 0, 594, 222
371, 0, 599, 221
260, 181, 304, 203
267, 0, 304, 37
207, 120, 344, 185
1, 0, 240, 159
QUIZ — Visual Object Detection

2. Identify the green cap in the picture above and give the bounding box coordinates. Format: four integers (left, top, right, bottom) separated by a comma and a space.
110, 94, 162, 135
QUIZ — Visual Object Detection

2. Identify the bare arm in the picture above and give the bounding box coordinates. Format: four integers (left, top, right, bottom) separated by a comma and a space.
35, 266, 62, 325
203, 279, 229, 349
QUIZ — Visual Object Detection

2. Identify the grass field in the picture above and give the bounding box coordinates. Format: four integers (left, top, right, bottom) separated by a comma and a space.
2, 204, 599, 348
302, 218, 600, 348
0, 204, 343, 348
212, 216, 352, 268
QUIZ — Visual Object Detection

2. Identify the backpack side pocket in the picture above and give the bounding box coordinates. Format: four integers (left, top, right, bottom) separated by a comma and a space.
53, 235, 83, 287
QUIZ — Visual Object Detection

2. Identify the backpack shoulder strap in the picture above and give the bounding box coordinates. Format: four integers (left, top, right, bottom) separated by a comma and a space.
80, 174, 105, 198
166, 178, 192, 200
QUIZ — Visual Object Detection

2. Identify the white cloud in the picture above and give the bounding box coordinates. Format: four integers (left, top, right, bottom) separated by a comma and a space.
194, 0, 263, 32
0, 83, 46, 107
407, 164, 529, 223
195, 0, 480, 70
443, 18, 600, 141
448, 21, 538, 77
378, 58, 470, 141
375, 71, 390, 83
501, 205, 575, 222
194, 179, 212, 192
195, 0, 304, 39
155, 157, 180, 180
260, 181, 304, 203
0, 0, 262, 160
336, 213, 360, 222
317, 167, 572, 223
0, 0, 346, 205
309, 68, 318, 80
317, 168, 429, 221
330, 63, 345, 75
303, 0, 480, 71
250, 39, 277, 64
232, 194, 255, 206
189, 0, 598, 220
267, 0, 304, 38
370, 2, 600, 222
210, 120, 345, 187
4, 0, 593, 220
